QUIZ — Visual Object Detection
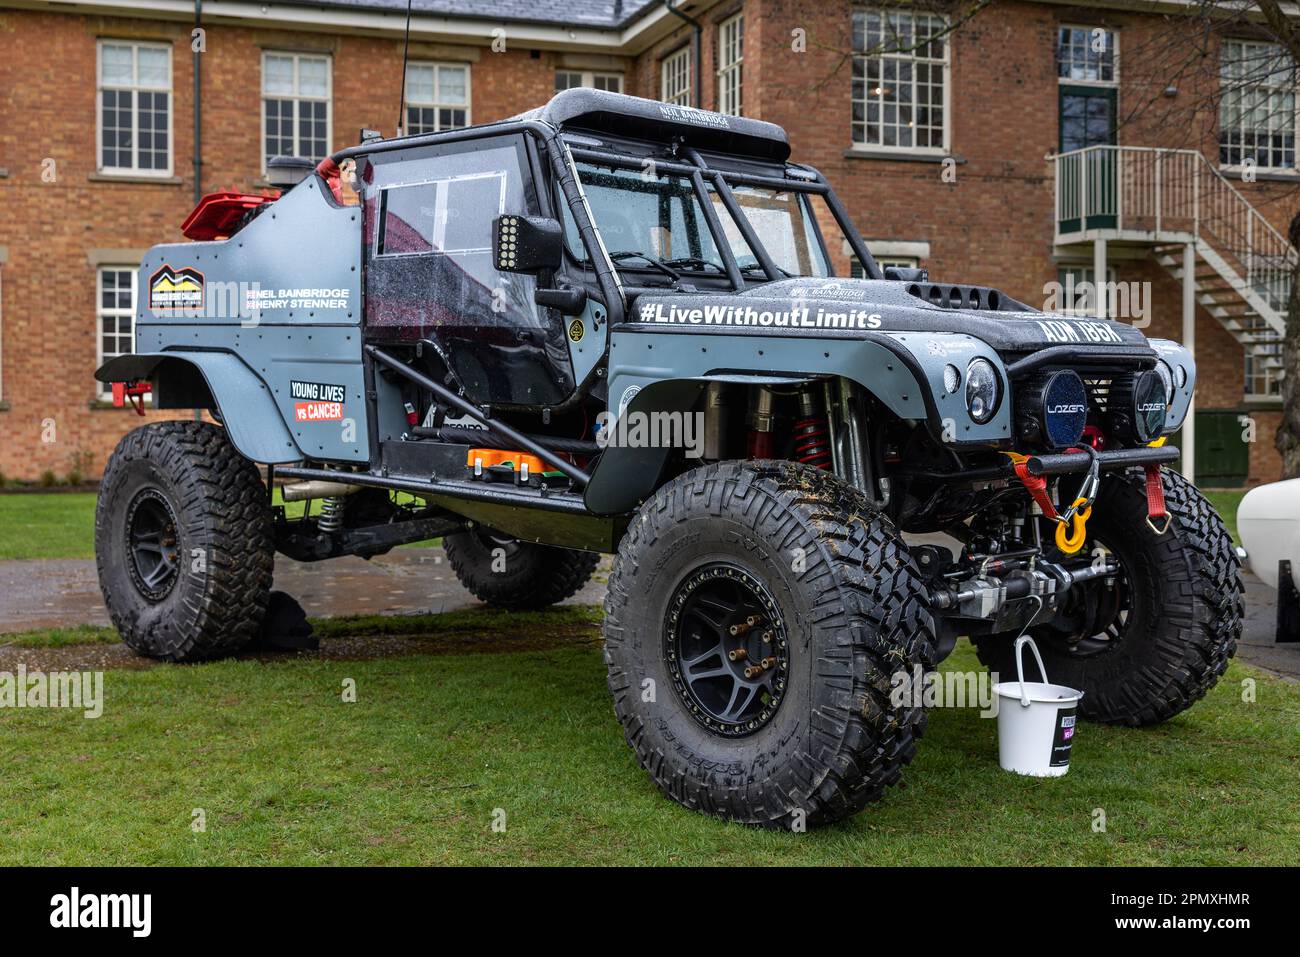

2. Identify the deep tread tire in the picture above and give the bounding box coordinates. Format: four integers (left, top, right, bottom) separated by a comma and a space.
973, 468, 1242, 726
443, 531, 599, 610
603, 460, 936, 828
95, 421, 274, 662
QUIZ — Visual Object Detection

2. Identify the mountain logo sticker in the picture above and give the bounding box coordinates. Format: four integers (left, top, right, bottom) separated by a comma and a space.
149, 264, 205, 313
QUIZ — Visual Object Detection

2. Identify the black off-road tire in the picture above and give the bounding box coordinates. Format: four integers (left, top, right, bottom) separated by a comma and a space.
95, 421, 274, 662
604, 460, 936, 828
443, 530, 599, 610
973, 468, 1241, 725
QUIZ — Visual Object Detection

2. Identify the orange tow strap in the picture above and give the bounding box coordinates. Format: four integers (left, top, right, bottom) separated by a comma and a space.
1003, 449, 1094, 555
1004, 452, 1059, 521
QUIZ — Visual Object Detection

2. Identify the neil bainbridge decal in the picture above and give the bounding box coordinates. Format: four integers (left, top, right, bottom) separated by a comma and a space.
148, 264, 205, 312
290, 379, 346, 422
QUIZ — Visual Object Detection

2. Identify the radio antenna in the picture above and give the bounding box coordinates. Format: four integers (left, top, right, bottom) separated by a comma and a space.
396, 0, 414, 136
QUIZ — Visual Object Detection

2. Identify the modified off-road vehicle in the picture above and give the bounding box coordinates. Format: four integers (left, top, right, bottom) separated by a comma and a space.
97, 90, 1240, 827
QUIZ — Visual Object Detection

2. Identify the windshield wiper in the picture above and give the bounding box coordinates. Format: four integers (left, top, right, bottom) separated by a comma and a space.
609, 251, 682, 282
662, 256, 725, 274
739, 261, 793, 279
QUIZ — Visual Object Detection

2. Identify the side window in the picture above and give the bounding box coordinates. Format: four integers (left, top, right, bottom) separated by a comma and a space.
371, 141, 539, 328
362, 136, 570, 407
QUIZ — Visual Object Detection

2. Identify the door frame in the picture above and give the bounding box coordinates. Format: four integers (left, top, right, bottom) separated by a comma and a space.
1059, 84, 1118, 232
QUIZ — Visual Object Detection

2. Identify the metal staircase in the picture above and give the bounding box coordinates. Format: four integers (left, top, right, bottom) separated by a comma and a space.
1054, 145, 1292, 389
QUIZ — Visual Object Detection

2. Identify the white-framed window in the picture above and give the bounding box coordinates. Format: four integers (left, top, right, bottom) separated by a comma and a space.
661, 45, 692, 105
1243, 317, 1283, 398
263, 52, 331, 168
556, 70, 623, 93
1220, 39, 1296, 169
405, 62, 471, 135
97, 267, 136, 399
97, 40, 172, 175
717, 13, 744, 116
1056, 25, 1118, 85
1055, 264, 1117, 315
851, 8, 949, 153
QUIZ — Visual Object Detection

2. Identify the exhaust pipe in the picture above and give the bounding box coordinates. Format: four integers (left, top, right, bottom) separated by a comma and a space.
280, 480, 362, 502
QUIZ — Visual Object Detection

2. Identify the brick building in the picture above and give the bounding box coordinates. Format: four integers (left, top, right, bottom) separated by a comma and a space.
0, 0, 1293, 484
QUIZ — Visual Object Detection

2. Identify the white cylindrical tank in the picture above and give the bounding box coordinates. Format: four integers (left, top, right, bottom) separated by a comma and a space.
1238, 478, 1300, 590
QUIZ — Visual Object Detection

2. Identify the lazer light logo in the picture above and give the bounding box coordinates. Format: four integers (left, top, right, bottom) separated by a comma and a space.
1138, 402, 1167, 413
1047, 403, 1086, 414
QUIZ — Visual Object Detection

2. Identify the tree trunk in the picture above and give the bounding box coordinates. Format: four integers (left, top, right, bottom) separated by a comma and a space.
1274, 212, 1300, 479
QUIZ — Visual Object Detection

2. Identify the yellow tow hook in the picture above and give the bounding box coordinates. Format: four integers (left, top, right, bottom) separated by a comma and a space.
1054, 501, 1091, 554
1004, 447, 1100, 556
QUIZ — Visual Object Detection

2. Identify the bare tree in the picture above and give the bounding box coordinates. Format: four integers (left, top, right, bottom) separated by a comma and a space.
801, 1, 1300, 477
1029, 2, 1300, 475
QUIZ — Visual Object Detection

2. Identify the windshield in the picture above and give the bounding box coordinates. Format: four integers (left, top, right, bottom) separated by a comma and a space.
565, 162, 727, 274
563, 160, 833, 280
707, 184, 830, 277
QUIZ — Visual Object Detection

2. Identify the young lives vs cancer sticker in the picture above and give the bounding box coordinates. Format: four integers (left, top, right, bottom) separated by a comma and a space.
290, 379, 346, 422
148, 264, 205, 312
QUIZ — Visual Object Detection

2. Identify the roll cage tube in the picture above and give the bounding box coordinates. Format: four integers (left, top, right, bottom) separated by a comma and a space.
565, 144, 884, 285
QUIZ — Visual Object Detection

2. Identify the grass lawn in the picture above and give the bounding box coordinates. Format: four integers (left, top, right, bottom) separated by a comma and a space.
0, 607, 1295, 866
0, 492, 98, 560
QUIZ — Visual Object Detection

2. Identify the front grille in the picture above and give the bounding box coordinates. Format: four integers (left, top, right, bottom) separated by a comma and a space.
1083, 377, 1112, 413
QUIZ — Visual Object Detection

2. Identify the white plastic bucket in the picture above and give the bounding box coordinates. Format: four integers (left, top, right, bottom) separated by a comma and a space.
992, 636, 1084, 777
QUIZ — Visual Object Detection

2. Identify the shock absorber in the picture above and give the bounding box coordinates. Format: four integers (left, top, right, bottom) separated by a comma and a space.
792, 390, 833, 469
746, 386, 775, 459
318, 496, 346, 533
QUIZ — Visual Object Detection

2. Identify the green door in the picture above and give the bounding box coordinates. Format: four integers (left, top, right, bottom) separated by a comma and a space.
1192, 411, 1250, 487
1058, 85, 1117, 232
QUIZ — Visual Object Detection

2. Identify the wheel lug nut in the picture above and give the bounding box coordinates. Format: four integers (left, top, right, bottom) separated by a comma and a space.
744, 665, 761, 679
760, 657, 776, 670
762, 631, 773, 643
728, 648, 748, 661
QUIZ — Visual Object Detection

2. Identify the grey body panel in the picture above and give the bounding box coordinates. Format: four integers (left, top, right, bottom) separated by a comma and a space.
1148, 338, 1197, 433
585, 326, 1011, 515
96, 351, 302, 463
131, 174, 366, 463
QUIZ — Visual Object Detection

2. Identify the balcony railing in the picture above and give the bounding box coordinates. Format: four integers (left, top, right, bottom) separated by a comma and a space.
1053, 145, 1295, 312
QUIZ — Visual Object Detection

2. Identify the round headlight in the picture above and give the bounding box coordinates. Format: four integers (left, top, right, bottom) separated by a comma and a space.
1155, 360, 1175, 403
1133, 369, 1169, 441
965, 358, 1000, 424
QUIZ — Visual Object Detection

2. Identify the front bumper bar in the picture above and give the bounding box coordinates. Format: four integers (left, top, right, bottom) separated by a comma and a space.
901, 444, 1181, 484
1021, 445, 1180, 477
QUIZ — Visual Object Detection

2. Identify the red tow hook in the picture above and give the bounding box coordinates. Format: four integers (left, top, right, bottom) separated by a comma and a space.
112, 380, 152, 417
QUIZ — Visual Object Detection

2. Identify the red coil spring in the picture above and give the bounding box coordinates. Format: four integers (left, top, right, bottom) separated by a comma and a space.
793, 416, 832, 469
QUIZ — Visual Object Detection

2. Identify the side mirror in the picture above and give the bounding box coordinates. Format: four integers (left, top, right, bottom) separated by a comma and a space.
884, 265, 929, 282
494, 214, 564, 274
